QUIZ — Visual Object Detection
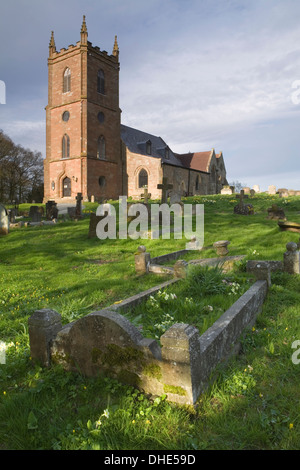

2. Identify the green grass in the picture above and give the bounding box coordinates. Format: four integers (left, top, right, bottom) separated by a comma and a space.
0, 193, 300, 449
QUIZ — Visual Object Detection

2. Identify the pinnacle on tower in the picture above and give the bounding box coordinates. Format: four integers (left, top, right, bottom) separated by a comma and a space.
113, 35, 119, 59
49, 31, 56, 56
80, 15, 88, 44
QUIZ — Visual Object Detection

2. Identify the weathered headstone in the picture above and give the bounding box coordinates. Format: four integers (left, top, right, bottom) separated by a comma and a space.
8, 209, 16, 223
169, 190, 183, 206
157, 177, 173, 204
250, 189, 255, 197
75, 192, 83, 218
173, 260, 188, 278
283, 242, 300, 274
0, 204, 9, 235
134, 245, 151, 274
278, 220, 300, 233
242, 187, 251, 194
140, 187, 151, 205
29, 206, 42, 222
268, 185, 276, 195
213, 240, 230, 256
278, 188, 289, 198
252, 185, 260, 193
88, 212, 106, 238
221, 186, 233, 195
234, 190, 254, 215
28, 309, 62, 367
91, 195, 95, 203
46, 201, 58, 220
67, 207, 76, 219
267, 204, 286, 220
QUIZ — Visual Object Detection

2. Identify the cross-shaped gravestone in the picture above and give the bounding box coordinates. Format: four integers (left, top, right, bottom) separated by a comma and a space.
75, 192, 83, 217
236, 190, 248, 208
157, 177, 173, 204
140, 187, 151, 205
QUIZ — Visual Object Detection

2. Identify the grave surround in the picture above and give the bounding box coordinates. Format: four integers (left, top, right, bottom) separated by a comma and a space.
28, 245, 274, 405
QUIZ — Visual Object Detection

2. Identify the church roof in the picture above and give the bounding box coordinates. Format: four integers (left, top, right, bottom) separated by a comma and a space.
174, 151, 213, 173
120, 124, 184, 167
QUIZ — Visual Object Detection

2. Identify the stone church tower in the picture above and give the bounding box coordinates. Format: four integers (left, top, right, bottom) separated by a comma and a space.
44, 16, 123, 202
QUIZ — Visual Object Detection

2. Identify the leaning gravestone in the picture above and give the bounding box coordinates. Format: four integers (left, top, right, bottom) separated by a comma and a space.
0, 204, 9, 235
278, 220, 300, 233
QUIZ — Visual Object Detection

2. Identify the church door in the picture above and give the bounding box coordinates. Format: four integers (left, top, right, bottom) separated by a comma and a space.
63, 177, 71, 197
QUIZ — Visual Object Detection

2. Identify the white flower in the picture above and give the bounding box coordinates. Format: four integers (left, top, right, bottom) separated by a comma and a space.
102, 409, 110, 419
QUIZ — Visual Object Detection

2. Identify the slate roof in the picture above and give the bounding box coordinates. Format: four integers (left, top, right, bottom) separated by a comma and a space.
174, 151, 213, 173
120, 124, 184, 168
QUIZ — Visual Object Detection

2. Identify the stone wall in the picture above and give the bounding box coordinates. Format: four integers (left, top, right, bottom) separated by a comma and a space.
28, 279, 268, 405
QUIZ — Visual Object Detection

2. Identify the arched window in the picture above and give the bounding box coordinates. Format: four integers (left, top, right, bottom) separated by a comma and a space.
97, 69, 105, 94
97, 136, 106, 159
63, 68, 71, 93
146, 140, 151, 155
62, 134, 70, 159
138, 169, 148, 188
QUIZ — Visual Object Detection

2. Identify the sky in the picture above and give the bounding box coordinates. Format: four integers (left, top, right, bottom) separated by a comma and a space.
1, 0, 300, 192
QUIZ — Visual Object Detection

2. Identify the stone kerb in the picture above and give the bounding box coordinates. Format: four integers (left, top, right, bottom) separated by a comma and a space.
28, 277, 269, 405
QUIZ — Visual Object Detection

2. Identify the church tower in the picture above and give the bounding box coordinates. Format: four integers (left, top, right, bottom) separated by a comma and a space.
44, 16, 123, 202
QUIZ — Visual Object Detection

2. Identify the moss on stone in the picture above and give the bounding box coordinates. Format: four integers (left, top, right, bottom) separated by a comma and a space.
91, 347, 103, 363
117, 369, 141, 386
163, 384, 187, 396
102, 343, 145, 367
143, 362, 162, 380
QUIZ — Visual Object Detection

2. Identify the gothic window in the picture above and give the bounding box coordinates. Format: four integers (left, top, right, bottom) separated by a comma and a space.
99, 176, 106, 187
97, 69, 105, 94
63, 68, 71, 93
146, 140, 151, 155
97, 136, 106, 159
62, 134, 70, 158
62, 111, 70, 121
138, 169, 148, 188
97, 111, 105, 123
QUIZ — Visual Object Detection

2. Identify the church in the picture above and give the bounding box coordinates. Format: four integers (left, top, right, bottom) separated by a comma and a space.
43, 17, 228, 203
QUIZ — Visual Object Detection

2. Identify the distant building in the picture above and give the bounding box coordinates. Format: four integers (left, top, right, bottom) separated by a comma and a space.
43, 16, 228, 203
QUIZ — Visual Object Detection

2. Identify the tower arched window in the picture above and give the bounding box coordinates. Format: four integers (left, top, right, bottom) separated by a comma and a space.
63, 68, 71, 93
97, 69, 105, 94
62, 134, 70, 159
97, 136, 106, 159
138, 168, 148, 188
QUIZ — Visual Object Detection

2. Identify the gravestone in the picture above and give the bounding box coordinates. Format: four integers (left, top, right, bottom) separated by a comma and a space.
169, 190, 183, 207
250, 189, 255, 197
140, 187, 151, 205
234, 190, 254, 215
283, 242, 300, 274
253, 185, 260, 193
46, 201, 58, 220
267, 204, 286, 220
8, 209, 16, 223
221, 186, 233, 195
29, 206, 42, 222
278, 220, 300, 233
173, 260, 188, 278
67, 207, 76, 219
88, 212, 106, 238
268, 185, 276, 195
134, 245, 151, 274
91, 195, 95, 203
0, 204, 9, 235
242, 187, 251, 194
157, 177, 173, 204
75, 192, 83, 218
278, 188, 289, 198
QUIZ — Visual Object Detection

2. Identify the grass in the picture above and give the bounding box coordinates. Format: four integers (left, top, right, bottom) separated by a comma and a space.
0, 193, 300, 449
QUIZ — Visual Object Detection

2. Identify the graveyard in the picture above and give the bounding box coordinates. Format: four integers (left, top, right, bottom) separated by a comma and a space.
0, 192, 300, 449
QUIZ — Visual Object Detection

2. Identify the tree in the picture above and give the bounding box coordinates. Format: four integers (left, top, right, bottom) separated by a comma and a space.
0, 129, 44, 203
